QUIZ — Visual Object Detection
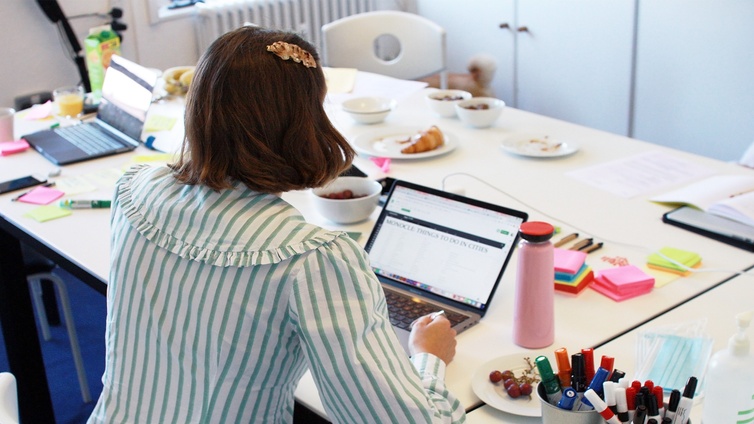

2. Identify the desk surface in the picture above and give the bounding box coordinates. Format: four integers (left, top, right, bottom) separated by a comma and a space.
3, 82, 754, 421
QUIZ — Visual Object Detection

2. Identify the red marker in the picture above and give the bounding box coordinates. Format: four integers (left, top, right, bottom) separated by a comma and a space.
626, 386, 637, 423
600, 355, 615, 380
582, 348, 595, 382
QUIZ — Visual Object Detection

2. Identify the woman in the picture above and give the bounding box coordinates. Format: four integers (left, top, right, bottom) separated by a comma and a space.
88, 26, 464, 423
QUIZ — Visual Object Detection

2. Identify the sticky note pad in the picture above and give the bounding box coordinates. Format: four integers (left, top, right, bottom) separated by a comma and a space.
0, 140, 30, 155
554, 247, 587, 274
647, 247, 701, 273
555, 266, 594, 295
17, 186, 65, 205
592, 265, 654, 301
24, 205, 72, 222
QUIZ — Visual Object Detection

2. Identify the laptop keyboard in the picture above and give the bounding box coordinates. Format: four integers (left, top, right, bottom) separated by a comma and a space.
57, 124, 124, 155
384, 289, 468, 330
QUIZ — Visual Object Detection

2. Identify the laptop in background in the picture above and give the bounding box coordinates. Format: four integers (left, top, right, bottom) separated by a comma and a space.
364, 180, 528, 348
23, 55, 157, 165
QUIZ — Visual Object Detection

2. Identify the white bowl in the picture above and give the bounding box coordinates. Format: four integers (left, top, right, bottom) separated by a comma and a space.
425, 89, 473, 118
455, 97, 505, 128
311, 177, 383, 224
342, 96, 396, 124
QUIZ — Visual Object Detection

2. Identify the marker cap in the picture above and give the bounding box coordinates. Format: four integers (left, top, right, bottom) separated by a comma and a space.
535, 356, 561, 395
557, 387, 578, 410
682, 376, 698, 399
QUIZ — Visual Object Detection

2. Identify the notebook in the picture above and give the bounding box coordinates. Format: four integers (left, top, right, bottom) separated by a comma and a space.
364, 180, 528, 348
23, 55, 158, 165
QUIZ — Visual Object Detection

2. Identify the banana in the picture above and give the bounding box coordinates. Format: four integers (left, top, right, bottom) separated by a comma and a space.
163, 66, 196, 95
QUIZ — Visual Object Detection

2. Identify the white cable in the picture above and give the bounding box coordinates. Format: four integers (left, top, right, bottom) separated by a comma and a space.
440, 172, 754, 278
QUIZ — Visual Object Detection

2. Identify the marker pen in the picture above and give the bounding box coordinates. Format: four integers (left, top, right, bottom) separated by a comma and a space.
615, 387, 629, 423
604, 381, 618, 415
555, 347, 572, 387
647, 392, 661, 423
578, 366, 609, 410
626, 386, 637, 423
633, 404, 648, 424
557, 387, 578, 411
671, 376, 697, 424
600, 355, 615, 378
582, 348, 595, 382
644, 380, 655, 391
59, 199, 111, 209
665, 389, 681, 422
661, 418, 672, 424
610, 369, 627, 383
584, 388, 622, 424
535, 355, 562, 405
647, 419, 658, 424
571, 353, 587, 392
652, 386, 664, 417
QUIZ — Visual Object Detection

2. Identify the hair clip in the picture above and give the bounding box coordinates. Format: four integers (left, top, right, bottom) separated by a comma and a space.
266, 41, 317, 68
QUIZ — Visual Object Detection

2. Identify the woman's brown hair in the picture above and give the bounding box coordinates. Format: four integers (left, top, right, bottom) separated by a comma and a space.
171, 26, 355, 193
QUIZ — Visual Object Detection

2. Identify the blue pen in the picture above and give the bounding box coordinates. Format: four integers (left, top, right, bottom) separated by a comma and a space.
557, 387, 578, 411
577, 367, 610, 410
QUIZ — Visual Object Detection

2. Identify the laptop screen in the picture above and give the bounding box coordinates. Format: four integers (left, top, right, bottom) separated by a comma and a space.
97, 55, 157, 141
365, 181, 527, 313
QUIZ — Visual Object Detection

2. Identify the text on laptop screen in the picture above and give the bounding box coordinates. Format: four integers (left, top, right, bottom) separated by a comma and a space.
366, 185, 524, 310
97, 56, 156, 142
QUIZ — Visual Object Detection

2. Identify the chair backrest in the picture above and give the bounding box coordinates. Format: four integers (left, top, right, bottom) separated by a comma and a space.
321, 10, 447, 85
0, 373, 19, 424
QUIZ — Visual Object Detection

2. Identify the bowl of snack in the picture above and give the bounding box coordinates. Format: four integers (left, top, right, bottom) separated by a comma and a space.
311, 177, 383, 224
455, 97, 505, 128
425, 89, 472, 118
163, 66, 196, 95
341, 96, 396, 124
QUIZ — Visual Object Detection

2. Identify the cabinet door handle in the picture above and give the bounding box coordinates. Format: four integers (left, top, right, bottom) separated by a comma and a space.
499, 23, 511, 30
517, 26, 529, 33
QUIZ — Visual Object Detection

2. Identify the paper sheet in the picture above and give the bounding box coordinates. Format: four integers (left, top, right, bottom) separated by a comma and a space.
566, 151, 717, 198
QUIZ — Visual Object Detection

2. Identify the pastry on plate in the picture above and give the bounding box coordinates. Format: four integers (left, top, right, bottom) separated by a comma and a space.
400, 126, 444, 154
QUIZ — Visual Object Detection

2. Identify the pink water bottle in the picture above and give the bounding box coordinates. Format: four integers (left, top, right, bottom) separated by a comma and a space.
513, 221, 555, 348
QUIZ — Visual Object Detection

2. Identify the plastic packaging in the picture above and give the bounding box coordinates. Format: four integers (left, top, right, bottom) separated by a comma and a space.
701, 310, 754, 423
513, 221, 555, 348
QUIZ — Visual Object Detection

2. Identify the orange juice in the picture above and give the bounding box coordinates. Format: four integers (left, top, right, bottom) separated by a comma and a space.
56, 93, 84, 117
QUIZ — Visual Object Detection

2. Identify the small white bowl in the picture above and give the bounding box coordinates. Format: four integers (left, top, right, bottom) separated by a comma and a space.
342, 97, 396, 124
425, 89, 472, 118
311, 177, 383, 224
455, 97, 505, 128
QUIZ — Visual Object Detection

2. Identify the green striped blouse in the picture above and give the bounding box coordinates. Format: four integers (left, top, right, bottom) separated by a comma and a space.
88, 165, 465, 423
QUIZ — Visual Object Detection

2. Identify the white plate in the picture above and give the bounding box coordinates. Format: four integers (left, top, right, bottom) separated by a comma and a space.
471, 353, 543, 417
351, 126, 458, 159
500, 133, 579, 158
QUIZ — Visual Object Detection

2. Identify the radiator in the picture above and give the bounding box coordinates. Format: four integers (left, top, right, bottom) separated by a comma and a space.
194, 0, 377, 57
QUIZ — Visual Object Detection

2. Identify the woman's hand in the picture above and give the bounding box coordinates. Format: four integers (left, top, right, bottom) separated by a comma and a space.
408, 312, 457, 365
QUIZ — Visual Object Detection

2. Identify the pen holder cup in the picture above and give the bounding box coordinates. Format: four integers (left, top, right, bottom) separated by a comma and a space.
537, 383, 602, 424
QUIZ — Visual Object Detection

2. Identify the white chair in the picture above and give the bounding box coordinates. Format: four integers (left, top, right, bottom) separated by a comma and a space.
0, 372, 19, 424
321, 10, 448, 87
23, 246, 91, 403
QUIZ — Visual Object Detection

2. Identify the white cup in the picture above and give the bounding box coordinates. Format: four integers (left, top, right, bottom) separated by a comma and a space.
0, 107, 15, 142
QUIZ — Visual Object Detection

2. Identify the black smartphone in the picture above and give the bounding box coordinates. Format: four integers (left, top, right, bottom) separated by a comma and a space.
663, 206, 754, 252
0, 175, 47, 194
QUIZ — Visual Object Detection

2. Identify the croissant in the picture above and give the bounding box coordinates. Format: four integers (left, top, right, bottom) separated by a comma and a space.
400, 126, 445, 154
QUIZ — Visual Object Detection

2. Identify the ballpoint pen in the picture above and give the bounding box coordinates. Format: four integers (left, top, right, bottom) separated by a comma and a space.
10, 182, 55, 201
570, 238, 593, 251
554, 232, 578, 247
581, 242, 604, 254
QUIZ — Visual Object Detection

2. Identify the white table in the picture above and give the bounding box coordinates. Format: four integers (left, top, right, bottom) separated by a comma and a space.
466, 273, 754, 423
2, 83, 753, 423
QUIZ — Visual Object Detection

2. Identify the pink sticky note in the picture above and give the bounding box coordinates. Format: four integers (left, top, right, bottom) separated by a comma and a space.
17, 186, 65, 205
598, 265, 654, 290
24, 101, 53, 120
591, 275, 653, 301
553, 247, 587, 274
370, 157, 391, 173
0, 140, 30, 155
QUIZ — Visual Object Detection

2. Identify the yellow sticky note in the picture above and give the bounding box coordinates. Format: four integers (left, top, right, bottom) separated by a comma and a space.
24, 205, 72, 222
144, 115, 177, 132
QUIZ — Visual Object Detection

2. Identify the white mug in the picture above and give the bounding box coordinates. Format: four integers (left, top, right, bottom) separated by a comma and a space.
0, 107, 14, 142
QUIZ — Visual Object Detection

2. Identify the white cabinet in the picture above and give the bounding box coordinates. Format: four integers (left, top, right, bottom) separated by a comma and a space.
632, 0, 754, 161
417, 0, 635, 136
416, 0, 516, 106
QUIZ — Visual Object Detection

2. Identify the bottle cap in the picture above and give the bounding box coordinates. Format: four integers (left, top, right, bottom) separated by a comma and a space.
731, 310, 753, 355
520, 221, 554, 242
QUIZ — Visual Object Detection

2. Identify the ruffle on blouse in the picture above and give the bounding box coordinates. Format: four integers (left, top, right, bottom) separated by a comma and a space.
116, 165, 342, 267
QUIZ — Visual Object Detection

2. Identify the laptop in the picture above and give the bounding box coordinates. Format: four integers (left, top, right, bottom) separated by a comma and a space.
23, 55, 158, 165
365, 179, 528, 348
